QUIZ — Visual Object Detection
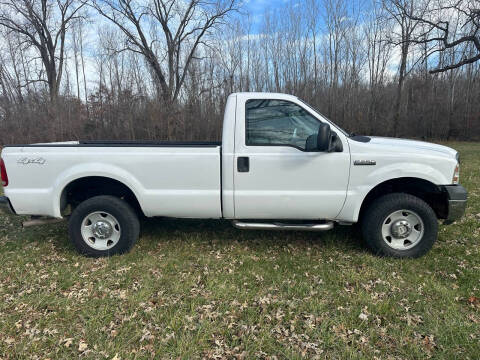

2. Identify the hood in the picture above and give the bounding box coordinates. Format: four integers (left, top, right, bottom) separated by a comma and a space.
367, 137, 458, 159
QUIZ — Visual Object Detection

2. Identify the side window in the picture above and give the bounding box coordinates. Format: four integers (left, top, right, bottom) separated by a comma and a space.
246, 99, 321, 150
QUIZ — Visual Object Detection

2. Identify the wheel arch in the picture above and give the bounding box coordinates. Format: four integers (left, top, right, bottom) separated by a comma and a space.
358, 177, 448, 222
59, 176, 144, 217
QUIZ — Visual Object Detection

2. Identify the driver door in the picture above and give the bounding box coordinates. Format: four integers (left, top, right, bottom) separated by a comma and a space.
233, 95, 350, 220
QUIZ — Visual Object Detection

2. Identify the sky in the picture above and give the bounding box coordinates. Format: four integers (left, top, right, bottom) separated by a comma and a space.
243, 0, 287, 13
241, 0, 290, 32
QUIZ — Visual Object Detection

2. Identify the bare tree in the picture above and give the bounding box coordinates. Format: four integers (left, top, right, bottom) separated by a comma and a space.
365, 0, 392, 132
0, 0, 86, 101
0, 0, 479, 145
0, 30, 27, 102
382, 0, 428, 136
91, 0, 238, 105
402, 0, 480, 73
321, 0, 349, 119
72, 19, 82, 99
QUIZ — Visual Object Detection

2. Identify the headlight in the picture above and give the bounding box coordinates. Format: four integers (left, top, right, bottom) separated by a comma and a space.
452, 162, 460, 184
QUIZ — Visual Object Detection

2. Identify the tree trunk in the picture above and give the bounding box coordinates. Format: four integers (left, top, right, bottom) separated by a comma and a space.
393, 43, 408, 137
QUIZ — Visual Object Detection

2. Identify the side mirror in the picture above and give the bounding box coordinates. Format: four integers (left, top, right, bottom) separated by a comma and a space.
305, 123, 343, 152
316, 123, 331, 152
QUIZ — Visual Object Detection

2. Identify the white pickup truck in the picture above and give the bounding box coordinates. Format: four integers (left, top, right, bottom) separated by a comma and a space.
0, 93, 467, 258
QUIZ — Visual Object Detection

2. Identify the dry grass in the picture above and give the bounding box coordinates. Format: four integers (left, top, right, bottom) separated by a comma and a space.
0, 142, 479, 359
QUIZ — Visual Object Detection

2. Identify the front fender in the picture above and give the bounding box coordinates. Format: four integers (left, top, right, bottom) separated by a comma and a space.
364, 161, 450, 186
336, 161, 450, 223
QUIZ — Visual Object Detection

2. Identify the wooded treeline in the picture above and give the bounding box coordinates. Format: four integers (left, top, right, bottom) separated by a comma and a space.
0, 0, 479, 144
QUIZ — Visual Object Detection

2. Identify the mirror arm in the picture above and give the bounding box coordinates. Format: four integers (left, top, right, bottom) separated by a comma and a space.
328, 132, 343, 152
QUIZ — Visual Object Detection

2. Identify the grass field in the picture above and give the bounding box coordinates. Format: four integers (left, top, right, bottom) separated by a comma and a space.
0, 142, 479, 359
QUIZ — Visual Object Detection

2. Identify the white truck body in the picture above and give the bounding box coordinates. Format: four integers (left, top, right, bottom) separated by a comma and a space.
3, 145, 222, 218
0, 92, 467, 258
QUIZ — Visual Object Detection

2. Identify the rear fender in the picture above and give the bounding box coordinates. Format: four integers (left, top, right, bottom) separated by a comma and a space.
52, 163, 144, 218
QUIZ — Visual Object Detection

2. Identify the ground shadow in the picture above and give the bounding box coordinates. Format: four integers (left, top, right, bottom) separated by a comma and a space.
1, 214, 364, 255
139, 217, 362, 253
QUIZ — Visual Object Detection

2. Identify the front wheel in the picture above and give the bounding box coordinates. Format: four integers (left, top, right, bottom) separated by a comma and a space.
361, 193, 438, 258
68, 195, 140, 257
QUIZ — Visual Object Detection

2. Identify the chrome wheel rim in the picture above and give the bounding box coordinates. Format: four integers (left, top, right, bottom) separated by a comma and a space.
80, 211, 121, 250
381, 209, 424, 250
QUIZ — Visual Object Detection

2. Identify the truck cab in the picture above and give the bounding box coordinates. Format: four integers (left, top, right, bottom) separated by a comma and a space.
221, 93, 350, 220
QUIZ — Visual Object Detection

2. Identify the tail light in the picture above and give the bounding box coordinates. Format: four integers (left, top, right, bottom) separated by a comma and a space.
0, 158, 8, 187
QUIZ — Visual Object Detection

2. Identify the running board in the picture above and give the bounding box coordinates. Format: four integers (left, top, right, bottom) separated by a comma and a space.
232, 220, 334, 232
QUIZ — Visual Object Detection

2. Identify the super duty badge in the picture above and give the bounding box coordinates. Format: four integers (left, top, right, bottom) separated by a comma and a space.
354, 160, 376, 166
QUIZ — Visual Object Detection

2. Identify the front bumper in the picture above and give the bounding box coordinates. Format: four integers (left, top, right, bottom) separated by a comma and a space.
0, 196, 15, 215
441, 185, 467, 224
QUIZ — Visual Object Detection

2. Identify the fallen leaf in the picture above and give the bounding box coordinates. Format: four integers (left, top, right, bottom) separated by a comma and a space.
63, 338, 73, 348
78, 340, 88, 352
422, 334, 436, 351
359, 313, 368, 321
467, 296, 479, 305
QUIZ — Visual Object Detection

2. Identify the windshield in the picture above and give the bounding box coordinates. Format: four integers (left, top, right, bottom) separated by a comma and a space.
298, 99, 350, 137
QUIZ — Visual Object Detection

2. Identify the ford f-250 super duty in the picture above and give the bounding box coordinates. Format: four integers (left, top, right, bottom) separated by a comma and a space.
0, 93, 467, 258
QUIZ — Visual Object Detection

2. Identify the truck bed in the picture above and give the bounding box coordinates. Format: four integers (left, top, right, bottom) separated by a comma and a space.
2, 142, 222, 219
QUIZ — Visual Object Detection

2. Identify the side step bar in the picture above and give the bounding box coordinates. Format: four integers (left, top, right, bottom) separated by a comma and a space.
232, 220, 334, 232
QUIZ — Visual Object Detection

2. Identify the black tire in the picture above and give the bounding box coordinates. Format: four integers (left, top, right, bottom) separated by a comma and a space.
68, 195, 140, 257
361, 193, 438, 258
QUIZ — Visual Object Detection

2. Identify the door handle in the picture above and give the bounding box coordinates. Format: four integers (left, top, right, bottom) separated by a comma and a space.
237, 157, 249, 172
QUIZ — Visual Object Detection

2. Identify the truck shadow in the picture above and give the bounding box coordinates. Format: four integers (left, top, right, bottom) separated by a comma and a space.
0, 214, 363, 255
139, 217, 362, 253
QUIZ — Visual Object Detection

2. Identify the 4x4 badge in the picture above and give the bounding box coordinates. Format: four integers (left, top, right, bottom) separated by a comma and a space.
17, 157, 46, 165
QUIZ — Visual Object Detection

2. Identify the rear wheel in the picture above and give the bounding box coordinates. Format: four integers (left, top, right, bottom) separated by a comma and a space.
69, 195, 139, 257
361, 193, 438, 258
